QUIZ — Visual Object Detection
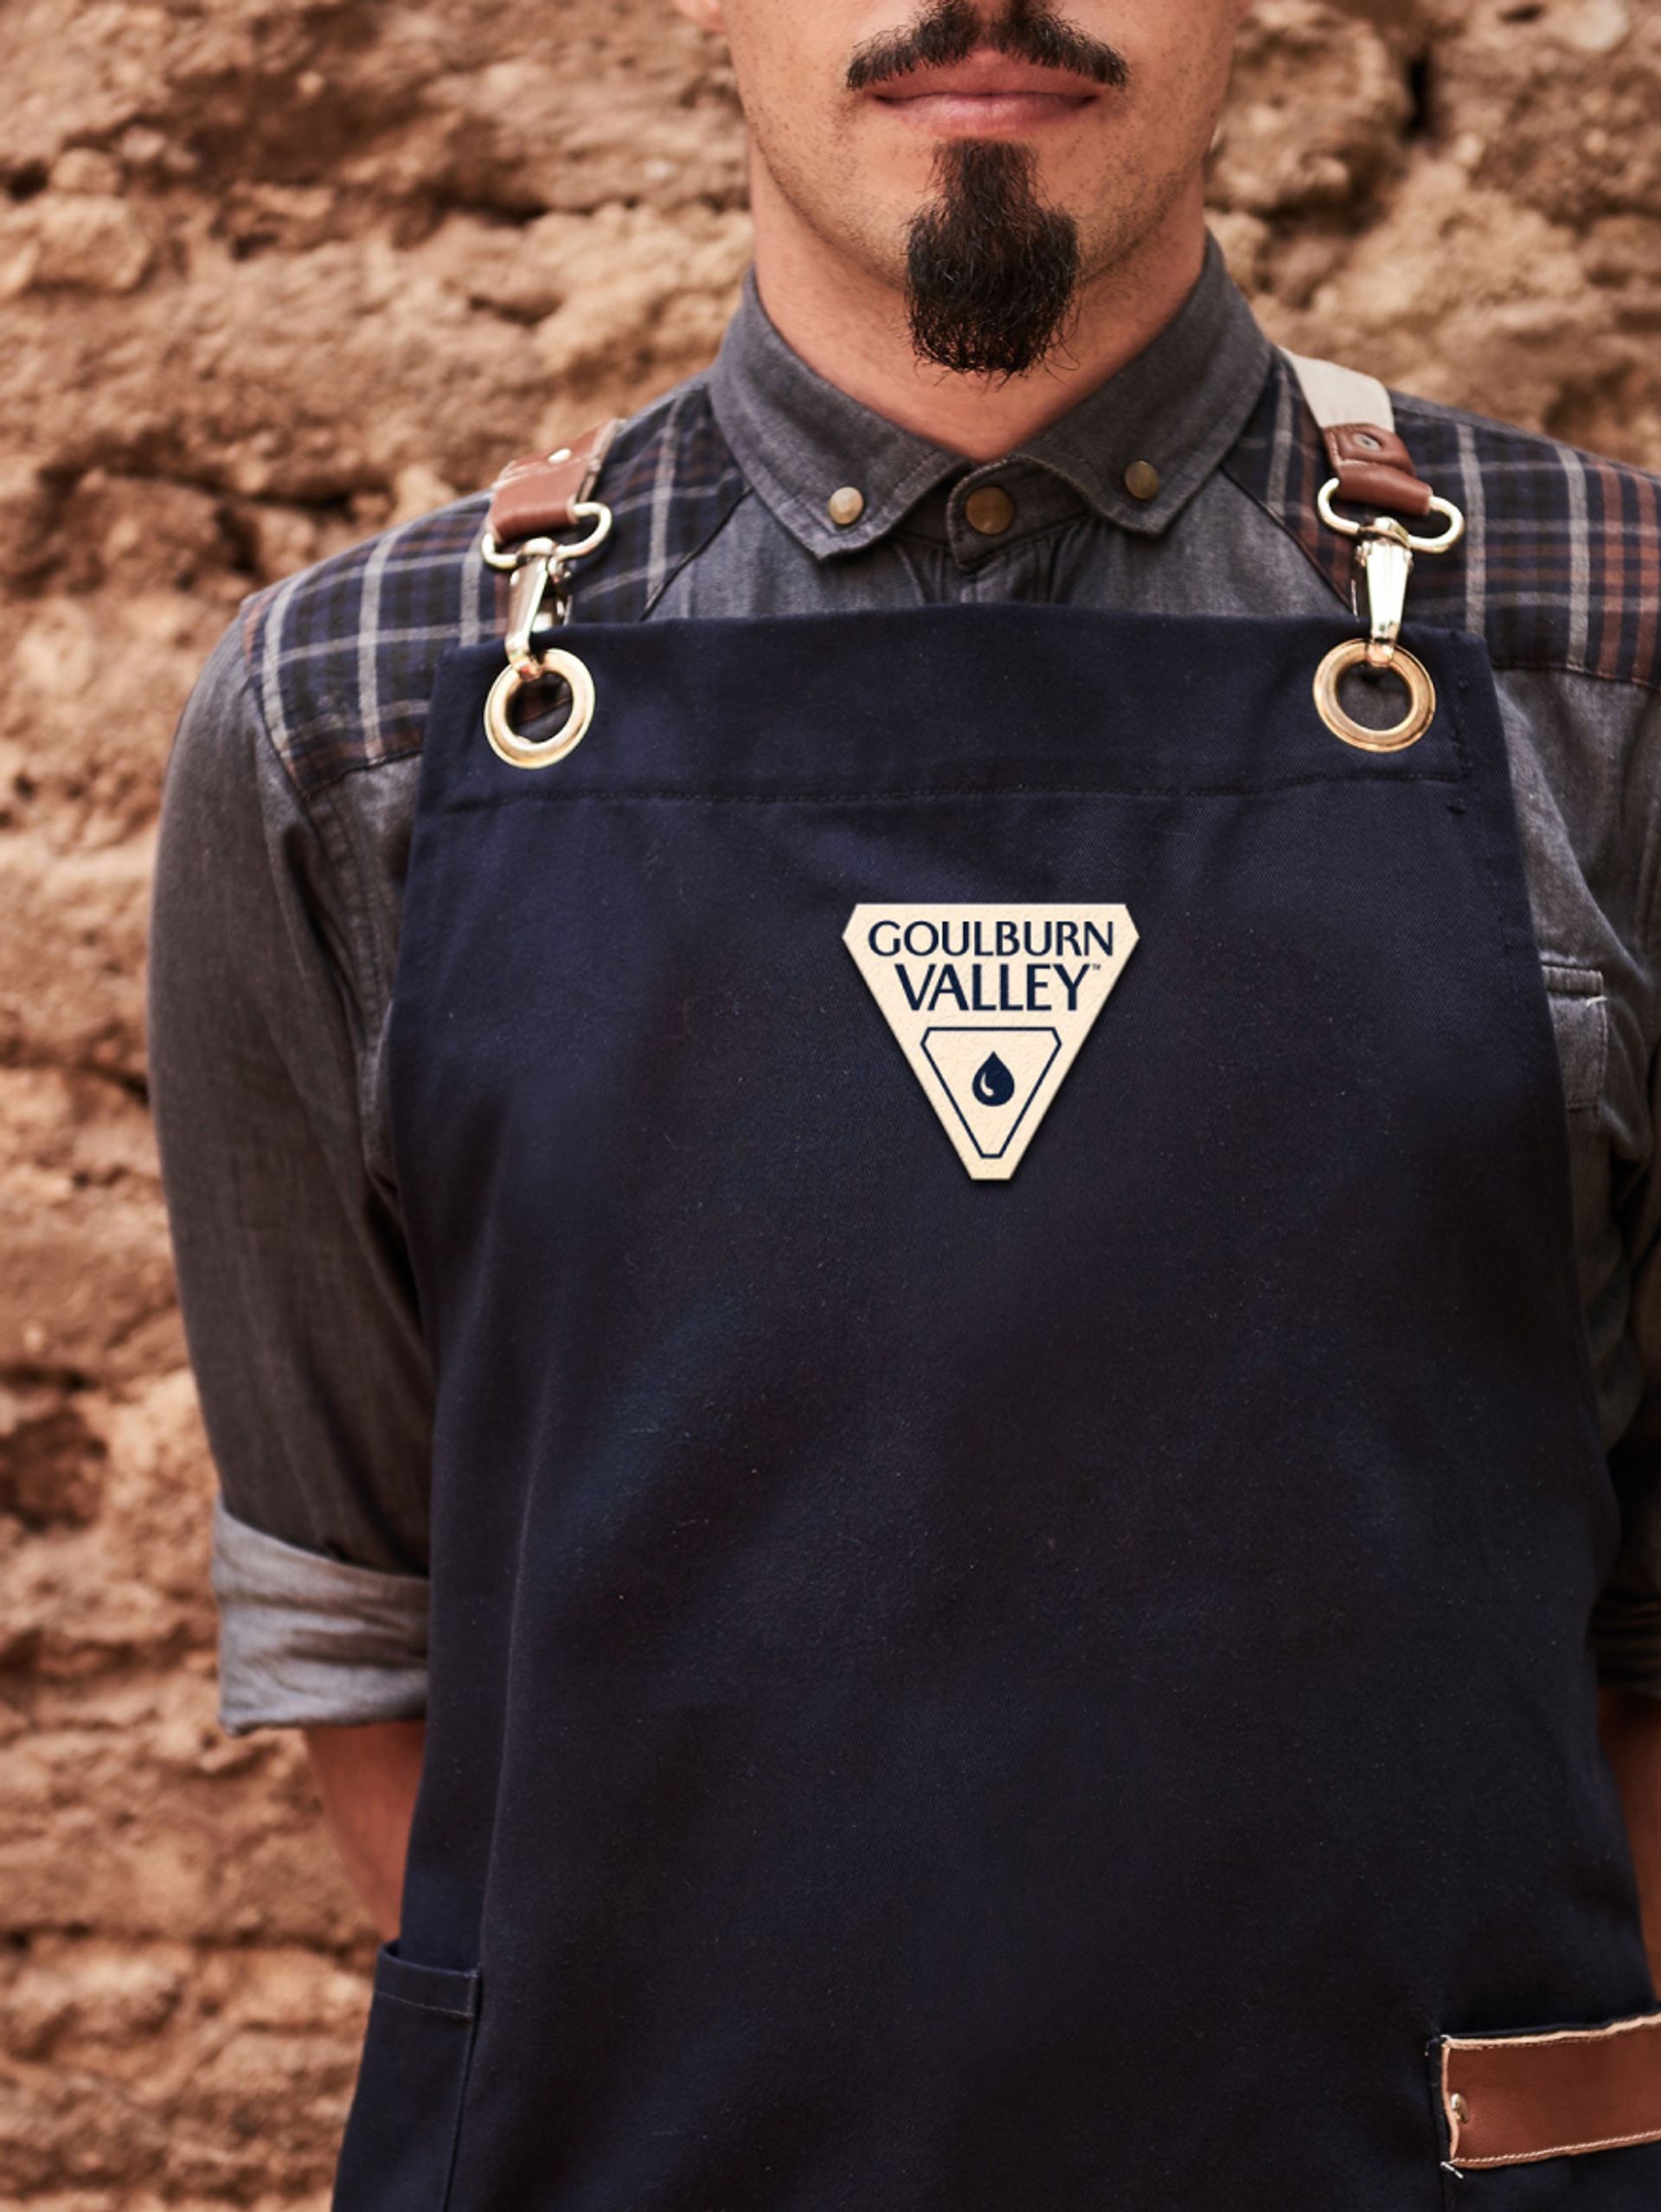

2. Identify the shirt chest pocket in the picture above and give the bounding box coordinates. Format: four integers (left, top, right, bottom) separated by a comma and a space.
1542, 961, 1608, 1117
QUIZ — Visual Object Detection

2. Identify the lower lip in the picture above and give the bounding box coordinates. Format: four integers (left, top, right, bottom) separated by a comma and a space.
875, 90, 1096, 131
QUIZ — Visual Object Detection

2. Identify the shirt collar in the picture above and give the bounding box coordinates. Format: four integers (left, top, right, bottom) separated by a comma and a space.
705, 235, 1273, 561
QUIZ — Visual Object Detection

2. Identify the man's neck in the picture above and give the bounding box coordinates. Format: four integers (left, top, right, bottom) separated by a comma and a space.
748, 167, 1211, 465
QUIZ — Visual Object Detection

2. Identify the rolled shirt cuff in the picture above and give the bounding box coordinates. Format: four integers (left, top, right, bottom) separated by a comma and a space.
211, 1499, 429, 1734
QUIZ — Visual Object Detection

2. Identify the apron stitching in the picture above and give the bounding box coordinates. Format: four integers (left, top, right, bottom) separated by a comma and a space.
433, 772, 1472, 814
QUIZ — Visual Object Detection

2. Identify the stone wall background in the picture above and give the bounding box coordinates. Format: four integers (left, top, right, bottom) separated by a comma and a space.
1, 0, 1657, 2202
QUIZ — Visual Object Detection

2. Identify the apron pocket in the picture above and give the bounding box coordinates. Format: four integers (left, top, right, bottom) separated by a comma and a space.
333, 1946, 480, 2212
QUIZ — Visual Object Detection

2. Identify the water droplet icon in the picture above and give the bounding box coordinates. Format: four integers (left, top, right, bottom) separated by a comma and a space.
972, 1052, 1016, 1108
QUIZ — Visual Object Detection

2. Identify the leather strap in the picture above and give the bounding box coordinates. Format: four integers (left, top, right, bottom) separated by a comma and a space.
1322, 423, 1434, 519
487, 419, 624, 546
1442, 2010, 1661, 2169
1281, 349, 1435, 520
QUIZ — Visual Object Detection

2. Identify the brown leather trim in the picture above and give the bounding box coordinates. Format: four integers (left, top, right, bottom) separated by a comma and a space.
1327, 424, 1419, 478
487, 419, 624, 545
1442, 2010, 1661, 2169
1322, 422, 1434, 519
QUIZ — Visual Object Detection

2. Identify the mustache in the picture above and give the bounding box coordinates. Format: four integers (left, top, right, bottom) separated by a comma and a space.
847, 0, 1130, 93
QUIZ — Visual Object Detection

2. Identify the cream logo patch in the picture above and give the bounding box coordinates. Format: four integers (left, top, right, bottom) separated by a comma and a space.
843, 907, 1138, 1181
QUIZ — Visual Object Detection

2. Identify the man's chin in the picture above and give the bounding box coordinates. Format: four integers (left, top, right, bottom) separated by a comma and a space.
904, 138, 1081, 378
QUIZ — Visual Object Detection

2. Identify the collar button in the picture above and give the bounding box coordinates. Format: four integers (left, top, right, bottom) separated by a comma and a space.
827, 485, 865, 527
1124, 460, 1161, 502
965, 484, 1016, 535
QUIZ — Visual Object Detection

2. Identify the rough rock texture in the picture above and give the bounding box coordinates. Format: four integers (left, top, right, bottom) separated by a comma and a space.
1, 0, 1657, 2202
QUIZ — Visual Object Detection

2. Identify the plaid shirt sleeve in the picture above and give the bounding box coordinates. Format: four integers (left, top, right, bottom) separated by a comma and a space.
156, 387, 746, 1728
151, 625, 437, 1728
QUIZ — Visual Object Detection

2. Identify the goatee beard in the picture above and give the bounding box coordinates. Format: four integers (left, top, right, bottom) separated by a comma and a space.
906, 139, 1081, 379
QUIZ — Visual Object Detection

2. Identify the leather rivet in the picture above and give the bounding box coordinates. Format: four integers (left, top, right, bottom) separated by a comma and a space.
965, 484, 1016, 535
828, 485, 865, 527
1124, 460, 1161, 502
1353, 432, 1382, 451
1451, 2093, 1469, 2125
547, 446, 573, 464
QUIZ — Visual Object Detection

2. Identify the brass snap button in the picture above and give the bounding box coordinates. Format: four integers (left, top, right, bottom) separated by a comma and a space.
1451, 2093, 1469, 2125
1124, 459, 1161, 502
827, 485, 865, 527
965, 484, 1016, 535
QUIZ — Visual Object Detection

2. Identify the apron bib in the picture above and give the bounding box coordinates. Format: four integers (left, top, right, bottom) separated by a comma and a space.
339, 604, 1655, 2211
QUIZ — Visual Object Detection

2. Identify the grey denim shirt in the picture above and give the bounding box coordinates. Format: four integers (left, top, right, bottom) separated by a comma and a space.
149, 249, 1661, 1730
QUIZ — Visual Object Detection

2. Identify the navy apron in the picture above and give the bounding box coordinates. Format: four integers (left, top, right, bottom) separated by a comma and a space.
340, 604, 1658, 2210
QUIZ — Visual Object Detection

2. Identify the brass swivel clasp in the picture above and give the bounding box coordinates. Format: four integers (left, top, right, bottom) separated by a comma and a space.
1312, 481, 1465, 753
479, 498, 613, 767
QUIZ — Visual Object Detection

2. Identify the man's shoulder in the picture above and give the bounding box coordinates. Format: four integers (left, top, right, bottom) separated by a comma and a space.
236, 493, 493, 802
1226, 353, 1661, 696
1394, 392, 1661, 696
238, 378, 745, 804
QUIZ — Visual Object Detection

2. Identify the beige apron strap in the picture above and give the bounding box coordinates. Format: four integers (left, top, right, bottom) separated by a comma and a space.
1280, 348, 1433, 520
1281, 349, 1395, 438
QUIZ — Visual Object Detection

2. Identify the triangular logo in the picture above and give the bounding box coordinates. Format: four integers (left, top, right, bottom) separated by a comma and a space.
843, 905, 1138, 1181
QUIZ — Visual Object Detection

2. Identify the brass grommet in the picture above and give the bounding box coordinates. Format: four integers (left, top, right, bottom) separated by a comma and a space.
1124, 459, 1161, 502
828, 485, 865, 527
484, 647, 596, 768
1312, 638, 1436, 752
